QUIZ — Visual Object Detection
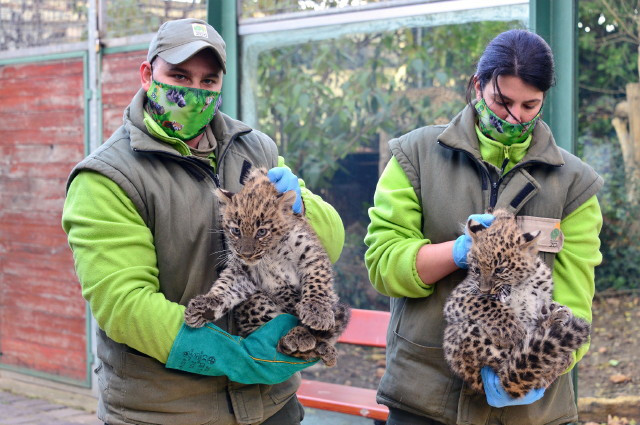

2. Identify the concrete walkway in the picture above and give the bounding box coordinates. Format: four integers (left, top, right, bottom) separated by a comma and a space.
0, 370, 100, 425
0, 390, 101, 425
0, 370, 371, 425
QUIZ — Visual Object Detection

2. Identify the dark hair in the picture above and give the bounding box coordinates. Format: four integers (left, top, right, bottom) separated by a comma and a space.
466, 29, 555, 104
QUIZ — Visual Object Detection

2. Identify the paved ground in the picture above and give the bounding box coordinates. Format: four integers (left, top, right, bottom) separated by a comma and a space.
0, 390, 101, 425
0, 386, 370, 425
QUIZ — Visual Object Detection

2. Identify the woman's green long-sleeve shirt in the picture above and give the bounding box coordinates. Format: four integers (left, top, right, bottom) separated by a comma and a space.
63, 155, 344, 364
365, 128, 602, 368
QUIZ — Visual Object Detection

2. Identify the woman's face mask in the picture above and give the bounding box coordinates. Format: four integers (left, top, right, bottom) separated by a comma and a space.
146, 79, 221, 141
475, 98, 542, 145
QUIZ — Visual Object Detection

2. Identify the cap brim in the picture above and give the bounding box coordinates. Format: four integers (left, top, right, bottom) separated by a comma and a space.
158, 41, 226, 73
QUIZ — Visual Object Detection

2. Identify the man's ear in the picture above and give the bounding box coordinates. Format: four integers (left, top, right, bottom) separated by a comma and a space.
140, 61, 153, 91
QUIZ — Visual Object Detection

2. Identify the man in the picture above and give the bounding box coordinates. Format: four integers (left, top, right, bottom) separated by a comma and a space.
62, 18, 344, 425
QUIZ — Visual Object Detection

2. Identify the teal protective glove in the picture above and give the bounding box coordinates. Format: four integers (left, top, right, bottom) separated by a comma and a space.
452, 213, 495, 268
267, 167, 303, 213
481, 366, 546, 407
166, 314, 318, 385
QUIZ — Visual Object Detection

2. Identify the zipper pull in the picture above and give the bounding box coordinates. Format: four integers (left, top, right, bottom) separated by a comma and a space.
213, 174, 221, 188
499, 157, 509, 176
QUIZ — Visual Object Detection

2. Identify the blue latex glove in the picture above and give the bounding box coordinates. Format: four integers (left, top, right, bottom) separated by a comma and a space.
166, 314, 318, 385
481, 366, 546, 408
452, 213, 495, 268
267, 167, 303, 214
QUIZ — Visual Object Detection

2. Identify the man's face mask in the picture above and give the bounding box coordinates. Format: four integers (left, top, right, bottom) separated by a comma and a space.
146, 79, 221, 141
475, 98, 541, 145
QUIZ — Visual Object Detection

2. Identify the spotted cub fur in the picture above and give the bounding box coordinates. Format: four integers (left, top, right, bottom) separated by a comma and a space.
443, 209, 590, 398
184, 167, 350, 367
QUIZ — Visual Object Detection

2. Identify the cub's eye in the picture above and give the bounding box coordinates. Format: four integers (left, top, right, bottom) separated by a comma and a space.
495, 267, 506, 274
230, 227, 241, 237
255, 228, 268, 238
471, 266, 481, 274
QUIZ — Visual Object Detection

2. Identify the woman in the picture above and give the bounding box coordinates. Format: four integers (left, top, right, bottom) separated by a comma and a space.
364, 29, 602, 425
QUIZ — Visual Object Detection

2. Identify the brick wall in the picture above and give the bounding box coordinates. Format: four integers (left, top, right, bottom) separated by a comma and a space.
0, 50, 158, 383
101, 50, 146, 139
0, 59, 87, 381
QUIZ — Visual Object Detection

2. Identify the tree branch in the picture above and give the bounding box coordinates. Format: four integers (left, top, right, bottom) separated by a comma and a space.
600, 0, 639, 42
579, 83, 626, 95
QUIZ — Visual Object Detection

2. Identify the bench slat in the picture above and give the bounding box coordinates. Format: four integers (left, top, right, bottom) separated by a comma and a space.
298, 309, 391, 420
337, 308, 390, 347
298, 379, 389, 420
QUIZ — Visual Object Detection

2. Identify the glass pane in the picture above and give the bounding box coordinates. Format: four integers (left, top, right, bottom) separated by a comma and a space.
241, 4, 528, 310
103, 0, 207, 39
0, 0, 88, 51
577, 0, 639, 292
240, 0, 400, 20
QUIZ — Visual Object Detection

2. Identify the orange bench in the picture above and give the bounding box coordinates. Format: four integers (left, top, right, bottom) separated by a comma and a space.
297, 308, 391, 421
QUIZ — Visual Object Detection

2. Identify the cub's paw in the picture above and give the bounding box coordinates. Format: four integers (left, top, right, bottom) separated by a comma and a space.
548, 304, 572, 325
184, 295, 224, 328
278, 326, 317, 355
568, 317, 591, 345
315, 342, 338, 367
297, 302, 335, 331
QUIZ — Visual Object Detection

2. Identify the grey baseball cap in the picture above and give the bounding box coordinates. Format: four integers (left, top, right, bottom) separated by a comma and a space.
147, 18, 226, 73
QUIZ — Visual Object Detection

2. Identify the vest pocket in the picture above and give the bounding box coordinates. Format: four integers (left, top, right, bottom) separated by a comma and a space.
378, 331, 455, 418
267, 371, 301, 404
111, 351, 218, 424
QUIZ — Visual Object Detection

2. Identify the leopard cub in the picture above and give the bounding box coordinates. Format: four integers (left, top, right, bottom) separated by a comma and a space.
184, 167, 350, 367
443, 209, 590, 398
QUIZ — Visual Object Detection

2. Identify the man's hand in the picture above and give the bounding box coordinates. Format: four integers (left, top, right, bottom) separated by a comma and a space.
267, 167, 303, 214
481, 366, 545, 407
452, 213, 495, 268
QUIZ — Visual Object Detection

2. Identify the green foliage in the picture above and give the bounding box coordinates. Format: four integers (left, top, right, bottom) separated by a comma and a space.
577, 0, 639, 290
105, 0, 162, 38
255, 21, 522, 188
253, 18, 523, 309
595, 162, 640, 290
333, 224, 389, 311
577, 0, 637, 142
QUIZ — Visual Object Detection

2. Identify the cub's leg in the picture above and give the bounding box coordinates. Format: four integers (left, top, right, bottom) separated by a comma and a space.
184, 268, 256, 328
500, 306, 591, 398
308, 302, 351, 367
280, 302, 351, 367
234, 291, 285, 337
444, 321, 500, 393
296, 247, 339, 331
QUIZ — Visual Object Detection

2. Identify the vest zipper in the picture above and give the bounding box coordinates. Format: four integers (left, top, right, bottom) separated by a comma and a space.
489, 158, 510, 208
133, 129, 253, 188
437, 140, 561, 209
213, 130, 252, 188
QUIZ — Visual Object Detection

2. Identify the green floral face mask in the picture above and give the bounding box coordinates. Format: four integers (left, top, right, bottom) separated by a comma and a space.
475, 98, 541, 145
146, 79, 221, 141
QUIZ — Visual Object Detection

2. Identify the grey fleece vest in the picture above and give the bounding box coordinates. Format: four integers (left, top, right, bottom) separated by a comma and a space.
377, 105, 602, 425
67, 90, 297, 425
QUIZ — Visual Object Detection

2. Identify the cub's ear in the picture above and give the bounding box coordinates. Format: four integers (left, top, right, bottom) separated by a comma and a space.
467, 219, 487, 236
216, 188, 234, 206
279, 190, 297, 213
521, 230, 541, 252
